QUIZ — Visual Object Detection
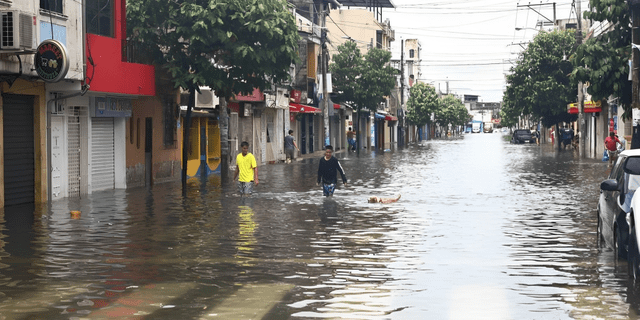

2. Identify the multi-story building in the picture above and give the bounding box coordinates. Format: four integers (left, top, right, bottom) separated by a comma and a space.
0, 0, 85, 207
391, 38, 422, 145
326, 0, 396, 150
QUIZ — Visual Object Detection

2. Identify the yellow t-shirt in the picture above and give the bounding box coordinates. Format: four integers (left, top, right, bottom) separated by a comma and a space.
236, 153, 257, 182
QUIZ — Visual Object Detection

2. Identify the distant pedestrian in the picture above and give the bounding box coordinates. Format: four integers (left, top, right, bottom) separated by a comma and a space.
284, 129, 299, 163
233, 141, 258, 196
347, 127, 356, 151
317, 145, 347, 197
605, 132, 622, 166
561, 126, 573, 149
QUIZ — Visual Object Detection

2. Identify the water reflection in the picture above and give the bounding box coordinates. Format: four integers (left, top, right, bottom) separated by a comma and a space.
0, 134, 638, 318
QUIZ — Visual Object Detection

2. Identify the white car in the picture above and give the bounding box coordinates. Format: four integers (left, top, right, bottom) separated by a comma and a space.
622, 151, 640, 278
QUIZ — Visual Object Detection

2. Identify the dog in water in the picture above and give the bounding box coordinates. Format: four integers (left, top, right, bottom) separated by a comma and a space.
368, 195, 401, 204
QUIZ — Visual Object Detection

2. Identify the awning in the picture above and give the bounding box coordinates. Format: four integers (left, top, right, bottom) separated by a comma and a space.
334, 103, 341, 109
374, 113, 385, 120
385, 115, 398, 121
567, 101, 602, 114
289, 102, 321, 114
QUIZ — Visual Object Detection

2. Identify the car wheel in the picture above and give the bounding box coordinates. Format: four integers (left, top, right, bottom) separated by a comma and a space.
615, 224, 628, 260
597, 214, 603, 244
630, 225, 640, 279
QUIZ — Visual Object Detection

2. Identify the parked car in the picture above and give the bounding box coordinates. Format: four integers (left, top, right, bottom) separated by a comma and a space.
510, 129, 534, 144
598, 150, 640, 263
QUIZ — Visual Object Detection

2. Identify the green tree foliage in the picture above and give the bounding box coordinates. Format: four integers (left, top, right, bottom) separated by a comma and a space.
330, 43, 397, 111
502, 30, 577, 128
572, 0, 631, 117
406, 83, 440, 127
127, 0, 300, 97
436, 95, 470, 128
330, 43, 396, 152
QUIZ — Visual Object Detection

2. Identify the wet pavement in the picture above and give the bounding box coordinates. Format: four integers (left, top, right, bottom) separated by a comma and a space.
0, 133, 637, 319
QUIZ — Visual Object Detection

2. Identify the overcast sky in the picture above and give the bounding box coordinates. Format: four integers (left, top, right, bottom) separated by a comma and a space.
361, 0, 590, 102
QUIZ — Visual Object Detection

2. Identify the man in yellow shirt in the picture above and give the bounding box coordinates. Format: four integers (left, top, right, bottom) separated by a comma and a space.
233, 141, 259, 196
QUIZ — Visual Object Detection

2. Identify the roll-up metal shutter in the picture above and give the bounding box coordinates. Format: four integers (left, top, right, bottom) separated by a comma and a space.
91, 117, 115, 192
3, 95, 34, 206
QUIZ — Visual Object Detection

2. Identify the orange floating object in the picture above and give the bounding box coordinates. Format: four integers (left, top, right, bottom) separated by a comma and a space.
70, 210, 81, 219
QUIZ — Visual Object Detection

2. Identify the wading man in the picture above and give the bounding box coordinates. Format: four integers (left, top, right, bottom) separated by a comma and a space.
234, 141, 259, 196
317, 145, 347, 197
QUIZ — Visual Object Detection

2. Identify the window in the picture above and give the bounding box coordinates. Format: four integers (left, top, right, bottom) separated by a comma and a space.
41, 0, 63, 14
409, 49, 415, 58
163, 96, 176, 147
86, 0, 114, 37
129, 116, 134, 144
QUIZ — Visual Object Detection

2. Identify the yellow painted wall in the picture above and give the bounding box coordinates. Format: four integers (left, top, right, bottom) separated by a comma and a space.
181, 117, 221, 177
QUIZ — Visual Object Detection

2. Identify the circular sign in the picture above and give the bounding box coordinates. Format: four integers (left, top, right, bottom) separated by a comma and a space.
34, 39, 69, 83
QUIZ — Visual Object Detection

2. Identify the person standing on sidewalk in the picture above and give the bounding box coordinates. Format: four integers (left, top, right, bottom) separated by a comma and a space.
346, 128, 356, 151
284, 130, 299, 163
234, 141, 258, 196
317, 145, 347, 197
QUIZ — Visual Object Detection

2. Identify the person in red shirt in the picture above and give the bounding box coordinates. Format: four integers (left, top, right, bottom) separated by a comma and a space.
605, 132, 621, 166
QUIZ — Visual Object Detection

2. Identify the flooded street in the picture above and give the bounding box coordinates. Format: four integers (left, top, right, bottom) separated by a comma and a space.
0, 133, 636, 319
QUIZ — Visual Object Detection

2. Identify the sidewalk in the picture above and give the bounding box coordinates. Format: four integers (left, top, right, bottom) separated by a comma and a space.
290, 148, 347, 162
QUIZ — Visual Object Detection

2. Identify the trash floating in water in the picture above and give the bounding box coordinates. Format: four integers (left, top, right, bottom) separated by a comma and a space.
77, 299, 94, 307
162, 305, 176, 309
384, 149, 391, 152
70, 211, 81, 219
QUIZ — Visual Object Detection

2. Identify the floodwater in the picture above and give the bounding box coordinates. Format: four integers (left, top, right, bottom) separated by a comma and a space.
0, 133, 635, 319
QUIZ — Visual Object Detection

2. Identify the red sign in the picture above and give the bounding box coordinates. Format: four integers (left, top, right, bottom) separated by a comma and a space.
610, 118, 615, 132
290, 90, 302, 104
234, 88, 264, 102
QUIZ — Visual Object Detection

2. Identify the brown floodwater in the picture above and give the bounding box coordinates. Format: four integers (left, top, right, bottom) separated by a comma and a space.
0, 133, 634, 319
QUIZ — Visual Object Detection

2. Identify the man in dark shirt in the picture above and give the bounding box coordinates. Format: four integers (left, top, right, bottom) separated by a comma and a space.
284, 130, 299, 163
317, 145, 347, 196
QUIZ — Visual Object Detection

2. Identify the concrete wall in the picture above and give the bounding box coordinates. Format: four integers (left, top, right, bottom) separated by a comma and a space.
126, 92, 182, 187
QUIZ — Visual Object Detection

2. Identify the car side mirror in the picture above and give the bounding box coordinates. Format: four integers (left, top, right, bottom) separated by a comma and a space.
600, 179, 619, 191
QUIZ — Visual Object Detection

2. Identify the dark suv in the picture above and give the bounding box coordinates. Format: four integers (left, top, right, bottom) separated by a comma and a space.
510, 129, 534, 144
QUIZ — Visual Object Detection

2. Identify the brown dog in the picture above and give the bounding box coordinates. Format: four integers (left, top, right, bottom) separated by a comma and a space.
368, 195, 401, 204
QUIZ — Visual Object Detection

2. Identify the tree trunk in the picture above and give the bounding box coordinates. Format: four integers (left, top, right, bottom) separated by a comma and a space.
182, 87, 195, 195
219, 97, 229, 180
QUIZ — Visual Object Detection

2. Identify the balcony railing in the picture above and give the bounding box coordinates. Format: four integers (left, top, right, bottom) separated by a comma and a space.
122, 39, 154, 65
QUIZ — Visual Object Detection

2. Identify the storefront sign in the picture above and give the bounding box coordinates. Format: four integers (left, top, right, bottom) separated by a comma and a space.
567, 101, 602, 114
34, 39, 69, 83
93, 97, 132, 117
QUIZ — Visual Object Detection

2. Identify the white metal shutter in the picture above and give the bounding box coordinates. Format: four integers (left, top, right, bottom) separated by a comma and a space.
91, 118, 115, 192
68, 109, 81, 197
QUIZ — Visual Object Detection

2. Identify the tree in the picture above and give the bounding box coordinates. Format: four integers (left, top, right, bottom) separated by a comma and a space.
127, 0, 300, 189
572, 0, 631, 118
502, 30, 577, 147
436, 95, 469, 132
406, 83, 440, 139
330, 43, 396, 153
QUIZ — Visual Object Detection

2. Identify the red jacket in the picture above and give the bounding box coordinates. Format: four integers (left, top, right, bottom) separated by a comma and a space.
605, 136, 620, 151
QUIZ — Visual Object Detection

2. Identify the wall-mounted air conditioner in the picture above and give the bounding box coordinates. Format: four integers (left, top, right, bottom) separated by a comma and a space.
195, 87, 217, 109
0, 10, 36, 52
179, 86, 218, 109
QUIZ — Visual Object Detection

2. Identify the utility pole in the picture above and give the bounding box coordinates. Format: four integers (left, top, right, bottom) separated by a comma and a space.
400, 38, 404, 147
576, 0, 585, 158
632, 2, 640, 149
321, 3, 330, 148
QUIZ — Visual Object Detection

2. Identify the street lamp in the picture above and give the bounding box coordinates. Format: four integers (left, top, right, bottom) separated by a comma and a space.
515, 27, 540, 31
